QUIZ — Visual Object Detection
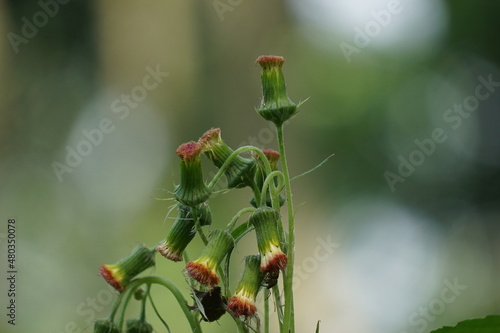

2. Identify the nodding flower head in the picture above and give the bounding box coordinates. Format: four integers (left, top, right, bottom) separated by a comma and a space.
99, 245, 156, 292
186, 230, 234, 286
227, 255, 263, 318
256, 55, 300, 127
199, 128, 255, 189
250, 207, 288, 273
156, 204, 196, 262
173, 141, 212, 206
93, 320, 121, 333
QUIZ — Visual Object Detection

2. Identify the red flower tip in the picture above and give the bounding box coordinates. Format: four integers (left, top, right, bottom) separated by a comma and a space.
256, 55, 285, 68
199, 128, 221, 147
227, 294, 257, 318
261, 247, 288, 273
99, 265, 124, 292
176, 141, 202, 160
186, 261, 220, 286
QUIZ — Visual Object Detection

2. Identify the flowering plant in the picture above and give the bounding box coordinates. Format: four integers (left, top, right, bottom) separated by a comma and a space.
94, 55, 310, 333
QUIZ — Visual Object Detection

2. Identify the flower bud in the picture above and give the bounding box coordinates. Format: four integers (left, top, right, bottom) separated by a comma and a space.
93, 319, 120, 333
99, 245, 156, 292
251, 149, 285, 208
250, 207, 288, 273
125, 319, 153, 333
256, 55, 298, 126
199, 128, 255, 189
174, 141, 211, 206
156, 204, 196, 262
227, 255, 263, 318
186, 230, 234, 286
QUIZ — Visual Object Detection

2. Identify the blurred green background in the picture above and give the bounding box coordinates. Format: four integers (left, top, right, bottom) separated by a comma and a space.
1, 1, 499, 332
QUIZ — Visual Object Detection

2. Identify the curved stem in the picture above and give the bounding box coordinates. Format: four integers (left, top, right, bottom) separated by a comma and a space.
208, 146, 273, 190
277, 125, 295, 333
226, 207, 256, 232
140, 276, 202, 332
259, 170, 285, 207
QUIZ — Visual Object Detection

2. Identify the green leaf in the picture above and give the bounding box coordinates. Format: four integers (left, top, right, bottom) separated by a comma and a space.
430, 316, 500, 333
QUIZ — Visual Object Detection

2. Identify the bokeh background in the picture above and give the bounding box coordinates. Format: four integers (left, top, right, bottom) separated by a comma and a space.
1, 1, 499, 332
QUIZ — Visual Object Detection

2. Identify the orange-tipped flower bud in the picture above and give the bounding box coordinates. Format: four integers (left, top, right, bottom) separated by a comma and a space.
186, 230, 234, 286
156, 204, 196, 262
99, 245, 156, 292
227, 255, 263, 318
250, 207, 288, 273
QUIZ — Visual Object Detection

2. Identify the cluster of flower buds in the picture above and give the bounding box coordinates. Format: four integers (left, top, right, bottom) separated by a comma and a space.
96, 55, 299, 329
99, 245, 156, 292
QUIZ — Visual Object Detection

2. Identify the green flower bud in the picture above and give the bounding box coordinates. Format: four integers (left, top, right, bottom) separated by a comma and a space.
186, 230, 234, 286
227, 255, 263, 318
93, 319, 120, 333
251, 149, 285, 208
99, 245, 156, 292
256, 55, 299, 126
250, 207, 287, 273
174, 141, 211, 206
156, 204, 196, 262
199, 128, 255, 189
126, 319, 153, 333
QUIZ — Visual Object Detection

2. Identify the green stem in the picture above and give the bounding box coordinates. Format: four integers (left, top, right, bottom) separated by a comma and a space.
148, 291, 171, 333
141, 276, 202, 332
264, 291, 270, 333
277, 125, 295, 333
272, 284, 284, 331
140, 284, 150, 321
117, 281, 144, 328
259, 171, 285, 207
226, 207, 256, 232
250, 179, 262, 206
192, 206, 208, 246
